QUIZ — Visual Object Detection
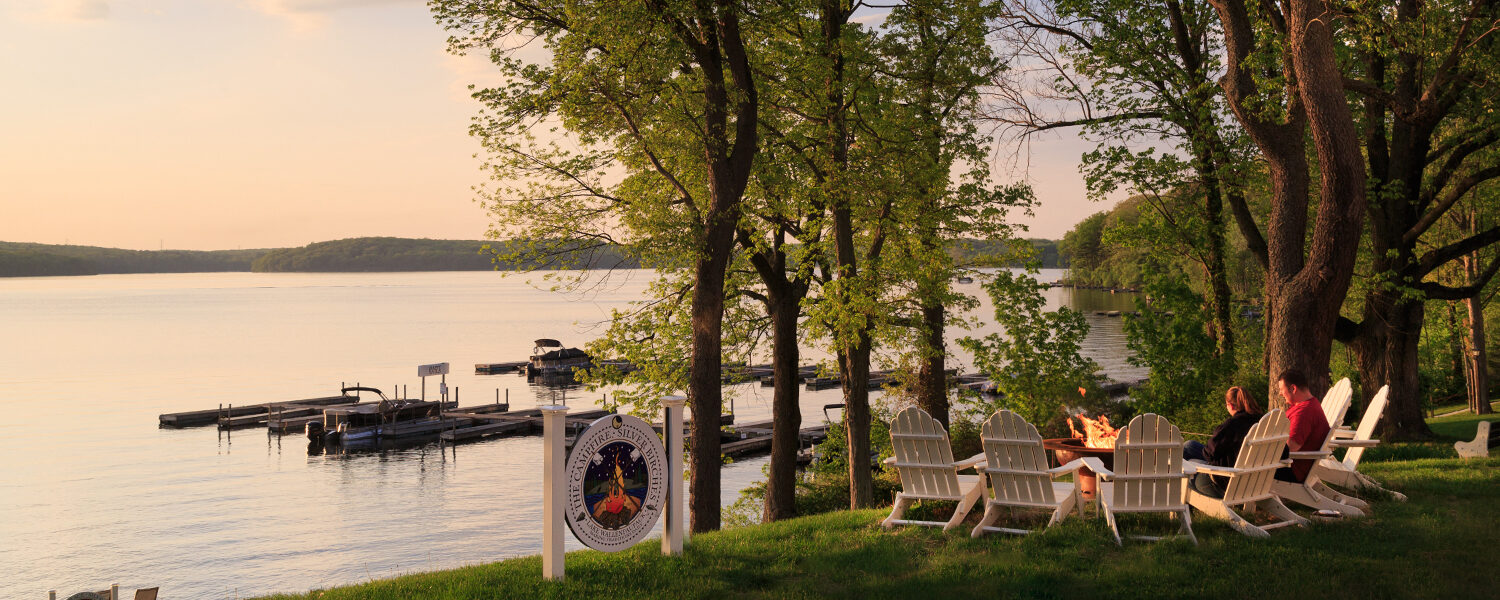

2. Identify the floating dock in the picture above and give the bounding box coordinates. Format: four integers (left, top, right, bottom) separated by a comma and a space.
159, 395, 358, 428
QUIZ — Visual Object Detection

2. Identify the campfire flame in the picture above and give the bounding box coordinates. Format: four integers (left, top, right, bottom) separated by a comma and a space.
1069, 414, 1119, 449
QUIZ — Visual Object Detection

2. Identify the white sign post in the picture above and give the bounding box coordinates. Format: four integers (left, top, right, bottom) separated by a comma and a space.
661, 396, 686, 556
418, 362, 449, 402
541, 404, 569, 581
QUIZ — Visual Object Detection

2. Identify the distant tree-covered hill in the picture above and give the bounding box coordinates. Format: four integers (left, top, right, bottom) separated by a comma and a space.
250, 237, 642, 272
0, 242, 270, 277
948, 238, 1063, 269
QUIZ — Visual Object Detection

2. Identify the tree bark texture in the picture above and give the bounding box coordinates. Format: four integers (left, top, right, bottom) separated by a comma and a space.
916, 302, 949, 429
841, 338, 875, 508
1465, 255, 1493, 415
684, 0, 759, 533
1351, 293, 1429, 436
763, 283, 804, 521
1211, 0, 1366, 404
820, 0, 874, 509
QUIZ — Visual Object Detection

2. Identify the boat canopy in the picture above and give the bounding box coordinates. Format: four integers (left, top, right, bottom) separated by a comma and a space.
534, 338, 562, 348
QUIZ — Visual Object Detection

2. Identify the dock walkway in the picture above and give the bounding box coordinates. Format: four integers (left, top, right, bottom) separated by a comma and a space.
160, 395, 355, 428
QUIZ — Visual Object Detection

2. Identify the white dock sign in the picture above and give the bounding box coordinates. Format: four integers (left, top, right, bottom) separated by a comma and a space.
417, 362, 449, 377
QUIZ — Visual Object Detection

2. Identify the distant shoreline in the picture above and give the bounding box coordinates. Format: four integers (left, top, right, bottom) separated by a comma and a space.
2, 236, 1060, 277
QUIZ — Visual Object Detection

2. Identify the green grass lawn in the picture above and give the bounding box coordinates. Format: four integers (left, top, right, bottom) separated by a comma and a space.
1427, 399, 1498, 417
258, 444, 1500, 600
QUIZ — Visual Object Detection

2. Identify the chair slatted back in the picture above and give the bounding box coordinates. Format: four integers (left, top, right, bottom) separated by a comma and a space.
1342, 385, 1390, 468
1110, 413, 1186, 510
979, 410, 1056, 506
1322, 378, 1353, 429
1221, 409, 1291, 504
889, 406, 961, 499
1313, 384, 1351, 457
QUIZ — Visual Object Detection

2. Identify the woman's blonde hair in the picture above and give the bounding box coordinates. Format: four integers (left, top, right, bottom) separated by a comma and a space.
1225, 386, 1262, 415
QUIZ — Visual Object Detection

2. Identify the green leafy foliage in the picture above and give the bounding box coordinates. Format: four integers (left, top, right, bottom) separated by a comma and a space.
958, 270, 1100, 436
1122, 273, 1236, 433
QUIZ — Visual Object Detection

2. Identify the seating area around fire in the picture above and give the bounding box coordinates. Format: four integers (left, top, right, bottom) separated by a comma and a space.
883, 379, 1403, 543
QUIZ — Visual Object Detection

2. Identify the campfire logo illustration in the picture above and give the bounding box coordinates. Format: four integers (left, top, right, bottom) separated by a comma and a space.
584, 441, 647, 530
564, 412, 668, 552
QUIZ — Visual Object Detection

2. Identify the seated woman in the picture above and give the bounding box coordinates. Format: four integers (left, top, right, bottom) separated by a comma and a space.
1183, 386, 1264, 498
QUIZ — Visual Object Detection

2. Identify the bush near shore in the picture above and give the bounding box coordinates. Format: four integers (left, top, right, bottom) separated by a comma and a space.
258, 415, 1499, 600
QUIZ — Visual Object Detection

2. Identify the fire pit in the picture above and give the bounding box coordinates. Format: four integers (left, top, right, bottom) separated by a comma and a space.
1042, 437, 1115, 500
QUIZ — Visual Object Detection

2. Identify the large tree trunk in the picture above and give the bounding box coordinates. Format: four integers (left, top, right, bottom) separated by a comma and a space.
821, 0, 874, 508
763, 284, 803, 522
1465, 255, 1493, 415
1352, 293, 1430, 437
688, 220, 734, 533
842, 337, 875, 508
916, 301, 949, 428
686, 2, 758, 532
1260, 1, 1368, 402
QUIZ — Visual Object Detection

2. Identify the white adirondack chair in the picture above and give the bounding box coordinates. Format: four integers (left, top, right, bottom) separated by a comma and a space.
1186, 409, 1309, 537
1313, 385, 1408, 503
1080, 413, 1197, 545
1322, 378, 1354, 430
1272, 388, 1365, 517
882, 406, 986, 532
970, 410, 1087, 537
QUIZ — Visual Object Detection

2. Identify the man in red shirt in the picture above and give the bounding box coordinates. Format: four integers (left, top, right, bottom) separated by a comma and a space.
1275, 369, 1331, 482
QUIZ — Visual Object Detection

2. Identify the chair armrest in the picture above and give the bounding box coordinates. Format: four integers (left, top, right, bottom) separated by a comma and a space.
1289, 450, 1331, 460
1329, 439, 1379, 448
1331, 427, 1356, 439
1189, 463, 1244, 477
1080, 456, 1114, 478
1047, 457, 1087, 476
882, 456, 896, 466
955, 452, 986, 471
1182, 460, 1200, 475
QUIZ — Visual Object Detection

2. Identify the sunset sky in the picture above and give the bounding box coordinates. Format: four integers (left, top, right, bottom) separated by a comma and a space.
1, 0, 1104, 251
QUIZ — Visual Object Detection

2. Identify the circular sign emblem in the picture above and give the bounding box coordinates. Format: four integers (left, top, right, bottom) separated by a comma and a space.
564, 414, 668, 552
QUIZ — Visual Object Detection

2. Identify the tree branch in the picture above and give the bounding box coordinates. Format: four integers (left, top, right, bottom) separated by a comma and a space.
1422, 252, 1500, 300
1407, 165, 1500, 246
1419, 224, 1500, 278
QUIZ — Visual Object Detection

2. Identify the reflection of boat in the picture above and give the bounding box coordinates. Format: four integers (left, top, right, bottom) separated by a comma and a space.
314, 386, 450, 445
527, 339, 593, 377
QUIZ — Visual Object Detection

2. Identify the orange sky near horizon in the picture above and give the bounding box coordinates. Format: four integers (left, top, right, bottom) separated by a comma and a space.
0, 0, 1107, 252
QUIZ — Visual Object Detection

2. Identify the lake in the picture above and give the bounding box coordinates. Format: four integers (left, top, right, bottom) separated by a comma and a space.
0, 269, 1143, 597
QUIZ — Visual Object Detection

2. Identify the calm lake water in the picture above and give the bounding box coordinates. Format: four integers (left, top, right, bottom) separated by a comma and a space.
0, 269, 1142, 598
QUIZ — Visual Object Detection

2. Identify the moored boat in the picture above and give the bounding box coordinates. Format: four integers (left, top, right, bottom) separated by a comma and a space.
526, 339, 593, 376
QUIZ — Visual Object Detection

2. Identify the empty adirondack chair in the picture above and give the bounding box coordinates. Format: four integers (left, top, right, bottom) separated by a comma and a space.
1186, 409, 1309, 537
970, 410, 1087, 537
1272, 388, 1365, 517
1080, 413, 1197, 545
1322, 378, 1354, 430
883, 406, 986, 532
1313, 385, 1407, 504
